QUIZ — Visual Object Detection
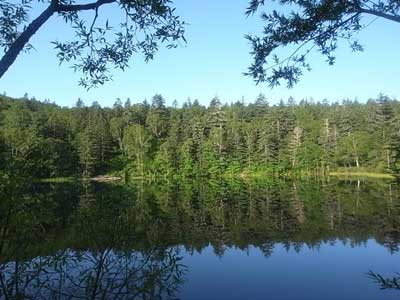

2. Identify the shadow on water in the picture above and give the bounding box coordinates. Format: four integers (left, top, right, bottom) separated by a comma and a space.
0, 177, 399, 299
367, 271, 400, 290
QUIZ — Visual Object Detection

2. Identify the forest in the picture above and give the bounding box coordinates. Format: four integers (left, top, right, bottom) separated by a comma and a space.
1, 93, 400, 180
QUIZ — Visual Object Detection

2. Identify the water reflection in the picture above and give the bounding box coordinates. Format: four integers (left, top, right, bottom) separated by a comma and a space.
367, 271, 400, 290
0, 181, 186, 300
0, 178, 399, 299
0, 248, 185, 300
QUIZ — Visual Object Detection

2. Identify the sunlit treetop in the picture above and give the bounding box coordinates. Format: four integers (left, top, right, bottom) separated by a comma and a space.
0, 0, 186, 88
245, 0, 400, 88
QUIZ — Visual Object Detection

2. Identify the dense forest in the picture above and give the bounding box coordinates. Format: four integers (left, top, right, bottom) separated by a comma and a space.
1, 93, 400, 179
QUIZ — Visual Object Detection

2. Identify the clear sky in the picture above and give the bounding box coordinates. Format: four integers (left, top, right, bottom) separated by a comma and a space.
0, 0, 399, 107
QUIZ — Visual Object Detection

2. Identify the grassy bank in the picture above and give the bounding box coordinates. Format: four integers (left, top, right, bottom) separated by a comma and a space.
328, 171, 395, 179
37, 169, 396, 184
236, 169, 396, 180
39, 177, 77, 183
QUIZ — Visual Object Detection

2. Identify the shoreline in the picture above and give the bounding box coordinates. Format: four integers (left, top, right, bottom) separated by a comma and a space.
328, 172, 395, 179
38, 171, 396, 183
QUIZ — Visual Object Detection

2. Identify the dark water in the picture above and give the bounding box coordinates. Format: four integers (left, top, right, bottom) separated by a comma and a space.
0, 178, 399, 299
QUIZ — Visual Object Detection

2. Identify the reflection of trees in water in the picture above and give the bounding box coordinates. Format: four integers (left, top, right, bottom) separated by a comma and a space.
0, 181, 186, 300
1, 178, 400, 297
0, 247, 186, 300
2, 179, 400, 253
376, 232, 400, 254
367, 271, 400, 290
88, 178, 400, 257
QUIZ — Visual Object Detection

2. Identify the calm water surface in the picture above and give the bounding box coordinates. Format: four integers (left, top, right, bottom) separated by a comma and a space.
0, 179, 399, 299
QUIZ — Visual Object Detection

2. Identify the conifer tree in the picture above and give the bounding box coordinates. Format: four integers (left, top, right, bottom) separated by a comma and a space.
288, 126, 303, 168
77, 130, 96, 177
207, 97, 228, 155
375, 95, 397, 169
122, 124, 152, 177
146, 94, 169, 138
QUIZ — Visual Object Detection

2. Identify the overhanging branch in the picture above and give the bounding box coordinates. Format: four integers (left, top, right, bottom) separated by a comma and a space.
56, 0, 116, 12
359, 8, 400, 23
0, 4, 56, 79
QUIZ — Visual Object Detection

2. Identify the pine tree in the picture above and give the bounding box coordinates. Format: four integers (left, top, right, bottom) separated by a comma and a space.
89, 105, 113, 168
253, 93, 269, 118
124, 103, 148, 126
318, 118, 336, 173
146, 94, 169, 138
124, 98, 132, 109
243, 122, 259, 169
110, 116, 126, 153
288, 126, 303, 168
207, 97, 227, 155
191, 118, 205, 166
377, 95, 396, 170
122, 124, 152, 177
113, 98, 123, 116
179, 138, 195, 177
77, 127, 98, 177
258, 116, 280, 169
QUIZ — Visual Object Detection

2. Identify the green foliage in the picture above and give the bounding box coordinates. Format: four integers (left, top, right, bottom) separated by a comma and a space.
2, 94, 400, 179
77, 127, 98, 177
246, 0, 400, 87
122, 124, 152, 177
0, 1, 186, 88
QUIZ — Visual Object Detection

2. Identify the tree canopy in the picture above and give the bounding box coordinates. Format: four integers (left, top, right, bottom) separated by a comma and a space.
0, 0, 185, 88
245, 0, 400, 87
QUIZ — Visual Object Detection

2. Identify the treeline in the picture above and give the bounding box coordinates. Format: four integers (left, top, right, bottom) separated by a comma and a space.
0, 93, 400, 179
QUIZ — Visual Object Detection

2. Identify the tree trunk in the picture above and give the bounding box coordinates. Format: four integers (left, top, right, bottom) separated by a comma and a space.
0, 5, 55, 78
355, 157, 360, 168
386, 149, 391, 169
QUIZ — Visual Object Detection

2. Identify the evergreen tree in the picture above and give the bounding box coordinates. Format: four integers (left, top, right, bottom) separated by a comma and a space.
122, 124, 152, 177
207, 97, 228, 155
110, 116, 126, 153
146, 94, 169, 138
288, 126, 303, 168
77, 127, 98, 177
319, 118, 336, 173
374, 95, 397, 169
124, 98, 132, 109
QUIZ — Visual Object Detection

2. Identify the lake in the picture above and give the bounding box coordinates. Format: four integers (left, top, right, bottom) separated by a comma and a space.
0, 178, 399, 299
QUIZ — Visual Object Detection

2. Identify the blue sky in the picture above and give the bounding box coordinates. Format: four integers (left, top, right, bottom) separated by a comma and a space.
0, 0, 399, 107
